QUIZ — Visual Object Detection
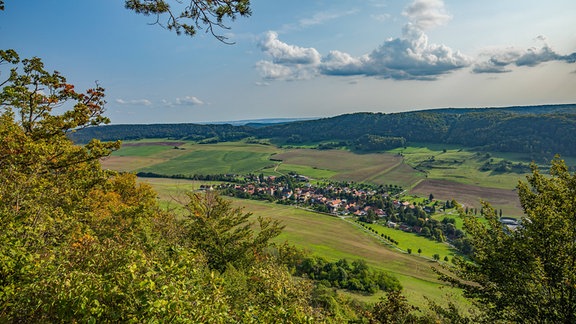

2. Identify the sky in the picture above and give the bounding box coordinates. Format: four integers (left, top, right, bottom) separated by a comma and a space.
1, 0, 576, 124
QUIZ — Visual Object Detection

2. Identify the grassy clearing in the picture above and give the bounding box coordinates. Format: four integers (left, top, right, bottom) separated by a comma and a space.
389, 145, 530, 190
365, 223, 458, 261
272, 149, 414, 185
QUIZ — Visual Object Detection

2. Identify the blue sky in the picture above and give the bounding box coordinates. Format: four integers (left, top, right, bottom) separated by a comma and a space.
1, 0, 576, 124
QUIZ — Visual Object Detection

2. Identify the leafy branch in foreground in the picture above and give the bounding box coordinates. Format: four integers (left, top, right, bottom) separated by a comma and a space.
440, 157, 576, 323
124, 0, 251, 43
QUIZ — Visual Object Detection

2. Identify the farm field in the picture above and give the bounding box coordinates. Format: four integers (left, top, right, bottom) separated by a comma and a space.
104, 139, 560, 217
142, 177, 462, 308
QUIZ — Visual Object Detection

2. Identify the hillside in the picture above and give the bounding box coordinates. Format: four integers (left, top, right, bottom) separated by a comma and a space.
70, 104, 576, 157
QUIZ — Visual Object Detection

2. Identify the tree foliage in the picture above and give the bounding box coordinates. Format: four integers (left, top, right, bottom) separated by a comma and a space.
181, 191, 284, 272
441, 157, 576, 323
0, 52, 333, 322
124, 0, 251, 43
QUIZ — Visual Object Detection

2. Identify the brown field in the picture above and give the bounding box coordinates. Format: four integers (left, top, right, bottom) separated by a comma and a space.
411, 179, 523, 217
100, 156, 167, 171
274, 149, 406, 183
364, 161, 427, 187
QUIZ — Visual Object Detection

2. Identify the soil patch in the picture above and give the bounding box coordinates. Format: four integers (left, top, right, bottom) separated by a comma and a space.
411, 179, 522, 216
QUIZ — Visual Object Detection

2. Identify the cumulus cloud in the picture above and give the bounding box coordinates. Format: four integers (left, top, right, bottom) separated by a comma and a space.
402, 0, 451, 30
256, 0, 575, 81
115, 98, 152, 106
473, 39, 576, 74
257, 1, 471, 81
256, 31, 321, 80
344, 24, 471, 79
258, 31, 321, 65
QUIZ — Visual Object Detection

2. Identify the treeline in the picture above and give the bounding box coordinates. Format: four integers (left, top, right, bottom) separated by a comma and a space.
69, 123, 252, 143
71, 104, 576, 156
136, 171, 240, 182
293, 257, 402, 294
258, 106, 576, 157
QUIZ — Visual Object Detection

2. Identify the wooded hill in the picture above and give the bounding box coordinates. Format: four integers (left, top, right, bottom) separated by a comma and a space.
71, 104, 576, 157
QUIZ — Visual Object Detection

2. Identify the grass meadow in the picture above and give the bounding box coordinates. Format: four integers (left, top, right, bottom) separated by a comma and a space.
144, 176, 461, 307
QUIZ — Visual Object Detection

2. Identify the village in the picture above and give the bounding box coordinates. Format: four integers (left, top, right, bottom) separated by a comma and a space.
198, 173, 476, 255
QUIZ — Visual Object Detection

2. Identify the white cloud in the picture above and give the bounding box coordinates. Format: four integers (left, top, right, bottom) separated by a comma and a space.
176, 96, 204, 105
162, 96, 205, 107
402, 0, 451, 31
320, 50, 365, 76
258, 26, 471, 81
371, 13, 392, 22
473, 41, 576, 74
255, 60, 295, 80
256, 0, 575, 81
298, 10, 358, 28
354, 24, 471, 79
258, 31, 321, 65
279, 9, 358, 32
115, 98, 152, 106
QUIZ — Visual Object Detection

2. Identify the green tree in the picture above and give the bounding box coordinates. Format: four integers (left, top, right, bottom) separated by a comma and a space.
1, 1, 251, 44
442, 157, 576, 323
182, 191, 284, 272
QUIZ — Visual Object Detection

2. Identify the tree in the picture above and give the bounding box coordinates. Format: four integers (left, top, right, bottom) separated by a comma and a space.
0, 51, 332, 322
1, 1, 251, 44
0, 51, 120, 248
182, 191, 284, 272
125, 0, 251, 42
441, 157, 576, 323
370, 290, 419, 323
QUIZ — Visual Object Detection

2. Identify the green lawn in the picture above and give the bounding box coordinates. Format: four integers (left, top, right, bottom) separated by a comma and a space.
365, 222, 458, 261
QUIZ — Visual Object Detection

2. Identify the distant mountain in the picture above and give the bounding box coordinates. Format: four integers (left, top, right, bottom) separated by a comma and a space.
205, 117, 318, 127
413, 104, 576, 115
70, 103, 576, 157
253, 103, 576, 157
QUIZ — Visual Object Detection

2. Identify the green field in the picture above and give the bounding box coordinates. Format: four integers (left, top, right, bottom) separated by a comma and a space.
142, 177, 465, 308
389, 144, 532, 190
101, 139, 557, 217
364, 222, 458, 260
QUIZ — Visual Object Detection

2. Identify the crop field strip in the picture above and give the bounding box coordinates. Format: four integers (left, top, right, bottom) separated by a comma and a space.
106, 139, 542, 217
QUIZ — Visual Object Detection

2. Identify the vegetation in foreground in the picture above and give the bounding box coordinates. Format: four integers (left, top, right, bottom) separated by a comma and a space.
3, 51, 576, 322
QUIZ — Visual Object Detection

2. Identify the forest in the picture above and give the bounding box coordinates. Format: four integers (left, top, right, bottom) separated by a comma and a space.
71, 104, 576, 158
